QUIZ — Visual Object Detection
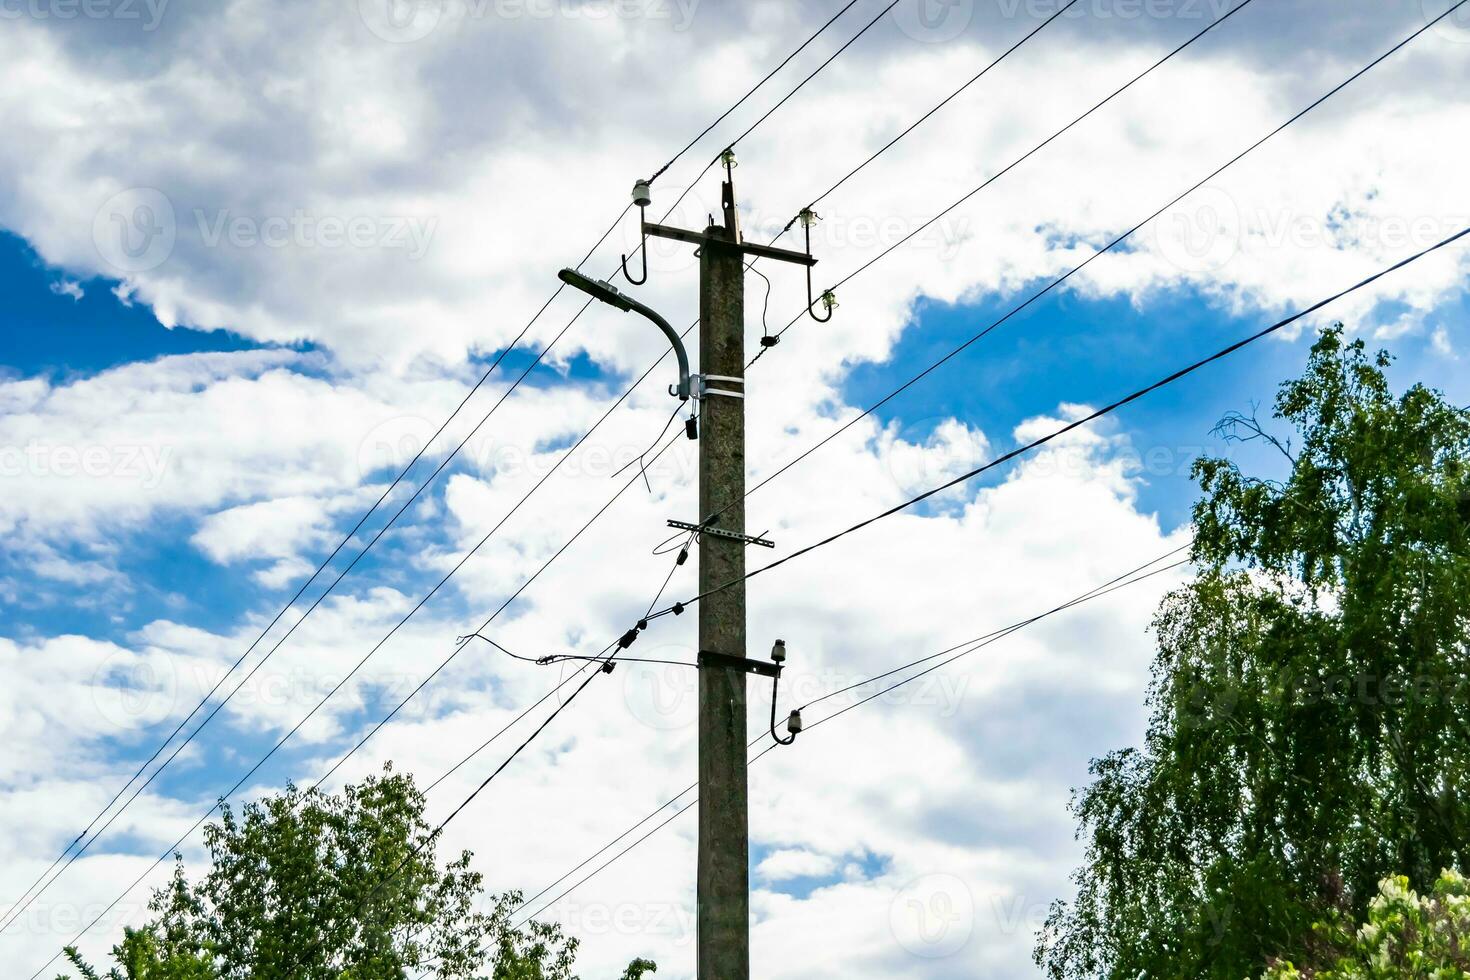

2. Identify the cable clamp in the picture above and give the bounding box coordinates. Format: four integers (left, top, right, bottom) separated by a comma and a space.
692, 374, 745, 401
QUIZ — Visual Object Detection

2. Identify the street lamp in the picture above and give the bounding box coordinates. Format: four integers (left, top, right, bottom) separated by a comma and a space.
558, 268, 692, 402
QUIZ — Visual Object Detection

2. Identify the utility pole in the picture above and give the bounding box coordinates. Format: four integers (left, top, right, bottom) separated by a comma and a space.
637, 154, 817, 978
695, 170, 751, 980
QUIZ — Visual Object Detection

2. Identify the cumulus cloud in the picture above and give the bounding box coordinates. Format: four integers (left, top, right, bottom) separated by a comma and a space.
2, 1, 1466, 976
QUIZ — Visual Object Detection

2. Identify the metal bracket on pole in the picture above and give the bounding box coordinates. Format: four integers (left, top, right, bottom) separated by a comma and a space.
667, 519, 774, 549
698, 649, 781, 678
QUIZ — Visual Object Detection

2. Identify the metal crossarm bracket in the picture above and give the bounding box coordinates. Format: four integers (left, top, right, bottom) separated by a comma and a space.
644, 221, 817, 267
667, 519, 774, 549
698, 649, 781, 678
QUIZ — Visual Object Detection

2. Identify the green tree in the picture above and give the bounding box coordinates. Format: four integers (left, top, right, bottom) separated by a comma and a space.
1263, 870, 1470, 978
1036, 327, 1470, 978
59, 765, 655, 980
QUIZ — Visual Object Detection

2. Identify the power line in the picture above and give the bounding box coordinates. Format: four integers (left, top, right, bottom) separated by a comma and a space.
781, 0, 1084, 238
725, 0, 1462, 534
721, 0, 903, 154
750, 0, 1258, 361
651, 226, 1470, 623
19, 8, 888, 972
647, 0, 867, 183
507, 545, 1194, 930
761, 0, 1468, 355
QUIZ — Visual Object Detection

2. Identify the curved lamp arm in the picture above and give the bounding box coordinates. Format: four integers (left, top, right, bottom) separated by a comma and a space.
558, 268, 691, 401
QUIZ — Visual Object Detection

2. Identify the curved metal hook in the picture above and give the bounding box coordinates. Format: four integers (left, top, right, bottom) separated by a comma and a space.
620, 204, 649, 285
769, 669, 798, 746
803, 218, 833, 323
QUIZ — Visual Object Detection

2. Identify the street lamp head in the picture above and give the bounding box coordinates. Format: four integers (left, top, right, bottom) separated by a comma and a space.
558, 268, 634, 312
556, 267, 692, 402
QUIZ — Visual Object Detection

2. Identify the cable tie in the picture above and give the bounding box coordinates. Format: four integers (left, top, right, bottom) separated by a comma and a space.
672, 602, 685, 616
636, 619, 649, 631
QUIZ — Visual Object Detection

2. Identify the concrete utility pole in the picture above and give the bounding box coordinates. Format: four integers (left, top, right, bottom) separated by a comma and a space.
641, 155, 816, 979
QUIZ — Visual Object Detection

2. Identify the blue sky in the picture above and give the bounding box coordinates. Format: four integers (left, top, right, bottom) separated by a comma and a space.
2, 3, 1467, 978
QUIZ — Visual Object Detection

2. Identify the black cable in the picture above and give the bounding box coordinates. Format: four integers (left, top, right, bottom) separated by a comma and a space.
800, 0, 1082, 218
722, 0, 904, 154
511, 544, 1194, 927
733, 0, 1457, 527
647, 0, 866, 183
21, 5, 917, 968
650, 226, 1470, 624
755, 0, 1258, 358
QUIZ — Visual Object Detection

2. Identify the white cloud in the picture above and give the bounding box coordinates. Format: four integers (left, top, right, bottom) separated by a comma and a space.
2, 3, 1466, 977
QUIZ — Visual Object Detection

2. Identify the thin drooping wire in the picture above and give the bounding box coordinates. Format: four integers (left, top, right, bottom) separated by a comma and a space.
2, 297, 608, 935
728, 0, 1457, 530
20, 7, 936, 973
359, 513, 704, 976
613, 399, 688, 493
0, 207, 630, 939
651, 226, 1470, 624
771, 0, 1085, 249
720, 0, 903, 154
647, 0, 866, 183
9, 0, 860, 915
510, 545, 1193, 928
750, 0, 1258, 364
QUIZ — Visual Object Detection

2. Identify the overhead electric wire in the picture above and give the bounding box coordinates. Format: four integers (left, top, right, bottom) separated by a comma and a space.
750, 0, 1259, 362
721, 0, 903, 153
507, 544, 1195, 930
773, 0, 1085, 245
20, 4, 888, 970
647, 0, 866, 183
0, 296, 610, 938
0, 201, 640, 940
722, 0, 1464, 540
648, 226, 1470, 624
